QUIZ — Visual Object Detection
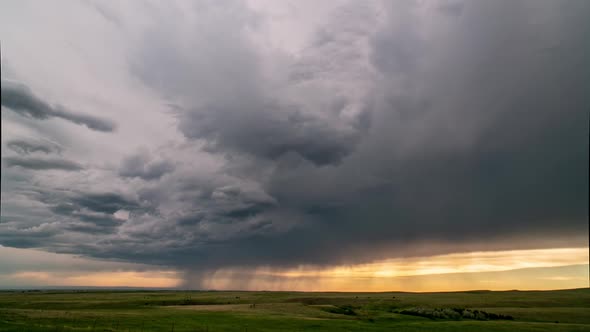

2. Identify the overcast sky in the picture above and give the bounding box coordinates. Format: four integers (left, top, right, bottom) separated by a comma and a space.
1, 0, 588, 290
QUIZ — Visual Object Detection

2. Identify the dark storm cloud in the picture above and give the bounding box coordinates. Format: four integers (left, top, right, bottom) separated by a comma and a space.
0, 190, 142, 249
130, 1, 371, 166
70, 193, 140, 214
1, 0, 588, 283
72, 214, 121, 229
118, 152, 175, 180
4, 156, 83, 171
29, 190, 141, 218
6, 139, 62, 155
1, 80, 116, 132
49, 203, 124, 228
134, 177, 278, 233
179, 103, 361, 166
127, 0, 589, 272
0, 217, 64, 249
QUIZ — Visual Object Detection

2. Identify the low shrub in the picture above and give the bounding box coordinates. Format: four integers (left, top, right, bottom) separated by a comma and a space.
323, 305, 358, 316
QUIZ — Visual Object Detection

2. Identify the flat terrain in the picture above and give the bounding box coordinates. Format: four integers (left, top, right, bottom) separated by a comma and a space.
0, 288, 589, 331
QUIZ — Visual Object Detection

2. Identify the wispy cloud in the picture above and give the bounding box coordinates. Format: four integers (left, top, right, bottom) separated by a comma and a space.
4, 156, 83, 171
1, 80, 116, 132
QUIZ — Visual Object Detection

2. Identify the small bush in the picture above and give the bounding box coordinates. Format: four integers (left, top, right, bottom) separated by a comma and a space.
323, 305, 358, 316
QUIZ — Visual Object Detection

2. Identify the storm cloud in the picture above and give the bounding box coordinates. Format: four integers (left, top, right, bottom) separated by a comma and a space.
6, 140, 62, 155
1, 80, 116, 132
118, 151, 175, 180
6, 139, 63, 155
0, 0, 588, 287
4, 156, 83, 171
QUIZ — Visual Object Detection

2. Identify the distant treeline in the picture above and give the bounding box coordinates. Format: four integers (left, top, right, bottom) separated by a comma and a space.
399, 307, 514, 320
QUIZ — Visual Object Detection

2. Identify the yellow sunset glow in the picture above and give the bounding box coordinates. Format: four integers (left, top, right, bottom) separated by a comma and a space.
2, 247, 587, 291
199, 247, 589, 291
9, 271, 182, 288
265, 247, 589, 279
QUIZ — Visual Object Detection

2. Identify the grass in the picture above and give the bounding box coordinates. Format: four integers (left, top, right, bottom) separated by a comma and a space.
0, 288, 589, 331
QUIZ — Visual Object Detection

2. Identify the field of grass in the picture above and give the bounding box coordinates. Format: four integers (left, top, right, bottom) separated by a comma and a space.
0, 288, 589, 331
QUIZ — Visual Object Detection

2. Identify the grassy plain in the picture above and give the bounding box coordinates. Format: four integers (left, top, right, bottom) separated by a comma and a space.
0, 288, 589, 331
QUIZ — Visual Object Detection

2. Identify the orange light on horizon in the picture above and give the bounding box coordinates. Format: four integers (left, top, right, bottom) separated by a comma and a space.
10, 270, 182, 288
260, 247, 589, 279
1, 246, 587, 291
198, 247, 589, 291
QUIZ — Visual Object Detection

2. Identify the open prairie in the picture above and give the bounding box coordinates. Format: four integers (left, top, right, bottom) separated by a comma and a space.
1, 288, 589, 331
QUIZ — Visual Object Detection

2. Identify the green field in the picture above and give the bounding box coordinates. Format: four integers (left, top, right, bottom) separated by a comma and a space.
0, 288, 589, 331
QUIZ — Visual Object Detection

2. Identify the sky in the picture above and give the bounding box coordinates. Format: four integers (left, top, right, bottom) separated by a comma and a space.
0, 0, 588, 291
